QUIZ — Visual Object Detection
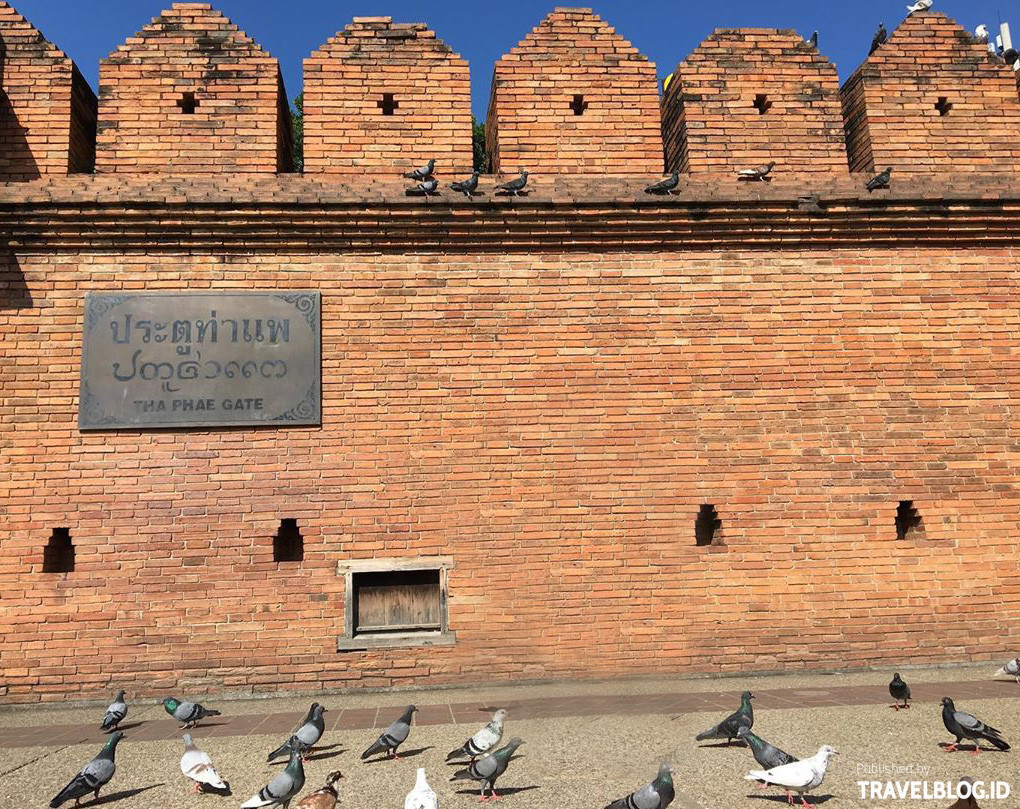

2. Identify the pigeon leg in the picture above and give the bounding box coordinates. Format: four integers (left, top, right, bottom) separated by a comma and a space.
800, 797, 813, 808
943, 743, 958, 752
969, 744, 981, 756
786, 790, 794, 805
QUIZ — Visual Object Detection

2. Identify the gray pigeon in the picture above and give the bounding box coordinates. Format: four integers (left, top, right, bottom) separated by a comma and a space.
50, 731, 122, 807
450, 737, 523, 801
738, 727, 797, 771
867, 167, 892, 192
361, 705, 416, 760
870, 23, 887, 55
993, 657, 1019, 684
406, 179, 440, 197
644, 172, 680, 195
163, 696, 220, 728
268, 703, 326, 762
403, 159, 435, 181
101, 690, 127, 732
241, 743, 305, 808
450, 171, 481, 197
495, 171, 529, 196
808, 31, 819, 48
941, 697, 1010, 752
736, 162, 775, 181
889, 673, 911, 709
604, 763, 675, 809
695, 690, 754, 745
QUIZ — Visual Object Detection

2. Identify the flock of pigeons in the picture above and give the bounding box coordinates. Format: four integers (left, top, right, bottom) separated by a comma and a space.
403, 160, 528, 198
45, 656, 1020, 809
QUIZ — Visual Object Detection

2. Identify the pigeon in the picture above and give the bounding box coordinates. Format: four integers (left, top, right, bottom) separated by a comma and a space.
993, 657, 1020, 684
446, 709, 508, 762
745, 745, 838, 808
695, 690, 754, 745
495, 171, 529, 196
870, 23, 887, 55
163, 697, 220, 728
180, 733, 229, 794
644, 172, 680, 195
603, 763, 675, 809
906, 0, 932, 14
294, 771, 343, 809
889, 673, 911, 709
100, 690, 127, 732
947, 777, 980, 809
450, 171, 481, 197
867, 167, 893, 192
450, 737, 523, 802
49, 731, 123, 808
736, 162, 775, 182
404, 159, 436, 181
269, 704, 326, 762
361, 705, 417, 760
406, 179, 440, 197
797, 194, 823, 213
974, 24, 990, 45
808, 31, 819, 49
404, 767, 438, 809
242, 743, 306, 809
941, 697, 1010, 753
738, 727, 797, 771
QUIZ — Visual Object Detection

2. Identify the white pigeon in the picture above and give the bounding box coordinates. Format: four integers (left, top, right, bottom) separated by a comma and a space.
180, 733, 227, 794
445, 709, 507, 762
906, 0, 932, 14
745, 745, 838, 808
404, 768, 438, 809
994, 657, 1020, 684
975, 24, 990, 43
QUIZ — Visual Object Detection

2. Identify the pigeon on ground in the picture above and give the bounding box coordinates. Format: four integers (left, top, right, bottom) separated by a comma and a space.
49, 731, 123, 808
870, 23, 887, 55
405, 768, 438, 809
404, 159, 436, 181
294, 771, 343, 809
907, 0, 932, 14
406, 179, 440, 197
450, 171, 481, 197
242, 743, 306, 809
100, 690, 127, 732
695, 690, 754, 745
738, 727, 797, 771
889, 673, 911, 709
495, 171, 529, 196
745, 745, 838, 808
867, 167, 893, 192
993, 657, 1019, 684
941, 697, 1010, 753
450, 737, 523, 802
644, 172, 680, 195
180, 733, 229, 794
603, 763, 675, 809
163, 696, 220, 728
361, 705, 417, 760
446, 709, 508, 762
808, 31, 819, 48
736, 162, 775, 181
269, 704, 327, 762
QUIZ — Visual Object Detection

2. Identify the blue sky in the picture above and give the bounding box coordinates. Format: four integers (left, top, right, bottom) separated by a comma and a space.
10, 0, 1013, 118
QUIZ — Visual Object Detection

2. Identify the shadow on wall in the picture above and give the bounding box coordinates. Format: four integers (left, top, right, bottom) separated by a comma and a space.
0, 249, 33, 310
0, 43, 41, 182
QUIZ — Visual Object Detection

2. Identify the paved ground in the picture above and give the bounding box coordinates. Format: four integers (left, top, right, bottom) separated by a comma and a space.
2, 664, 1018, 809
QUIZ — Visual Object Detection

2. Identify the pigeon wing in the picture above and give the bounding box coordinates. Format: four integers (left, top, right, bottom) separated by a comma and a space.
746, 759, 815, 789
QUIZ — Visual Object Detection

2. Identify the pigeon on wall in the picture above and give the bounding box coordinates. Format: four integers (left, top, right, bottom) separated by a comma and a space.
889, 673, 911, 709
406, 179, 440, 197
906, 0, 933, 14
974, 24, 990, 44
695, 691, 754, 744
495, 171, 529, 196
100, 690, 127, 732
404, 159, 436, 181
870, 23, 888, 55
242, 743, 306, 809
163, 697, 220, 728
50, 731, 123, 808
450, 172, 481, 197
294, 771, 343, 809
362, 705, 417, 760
404, 768, 438, 809
644, 172, 680, 195
603, 763, 675, 809
808, 31, 819, 48
993, 657, 1019, 684
867, 167, 893, 192
941, 698, 1010, 752
450, 737, 523, 802
745, 745, 838, 808
180, 733, 229, 794
738, 727, 797, 771
736, 162, 775, 181
269, 704, 326, 762
446, 709, 508, 762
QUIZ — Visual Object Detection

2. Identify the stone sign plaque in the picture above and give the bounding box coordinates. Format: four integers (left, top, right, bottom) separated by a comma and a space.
79, 291, 320, 430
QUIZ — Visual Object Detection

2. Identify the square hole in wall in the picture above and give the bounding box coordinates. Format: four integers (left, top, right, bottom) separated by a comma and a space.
895, 500, 923, 540
695, 504, 722, 546
273, 518, 303, 563
43, 527, 74, 573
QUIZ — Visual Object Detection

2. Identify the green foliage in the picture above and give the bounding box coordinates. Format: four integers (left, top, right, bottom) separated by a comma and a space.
472, 115, 486, 172
291, 93, 304, 173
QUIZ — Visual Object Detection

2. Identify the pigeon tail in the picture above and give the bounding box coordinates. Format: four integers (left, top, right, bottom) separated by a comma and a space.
446, 744, 468, 761
361, 739, 386, 760
267, 740, 291, 762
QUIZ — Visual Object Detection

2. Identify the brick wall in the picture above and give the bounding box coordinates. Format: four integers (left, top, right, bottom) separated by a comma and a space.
841, 12, 1020, 173
0, 1, 95, 180
663, 29, 847, 175
486, 8, 662, 176
303, 18, 472, 177
95, 2, 292, 174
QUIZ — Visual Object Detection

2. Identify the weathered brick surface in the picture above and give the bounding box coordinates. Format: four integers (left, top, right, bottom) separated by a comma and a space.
486, 8, 662, 175
0, 1, 96, 180
841, 12, 1020, 173
95, 2, 292, 174
303, 17, 472, 177
662, 29, 847, 175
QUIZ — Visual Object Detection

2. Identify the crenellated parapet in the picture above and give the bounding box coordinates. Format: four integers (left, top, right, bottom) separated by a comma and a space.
95, 2, 292, 175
